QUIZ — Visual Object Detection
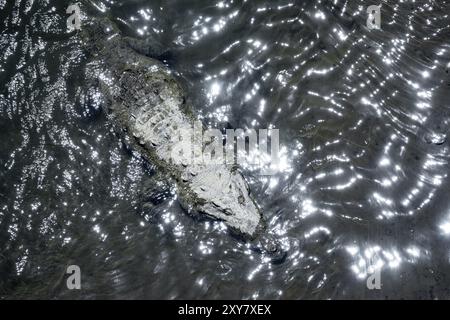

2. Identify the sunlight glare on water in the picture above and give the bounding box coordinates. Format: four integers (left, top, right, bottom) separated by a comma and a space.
1, 0, 450, 299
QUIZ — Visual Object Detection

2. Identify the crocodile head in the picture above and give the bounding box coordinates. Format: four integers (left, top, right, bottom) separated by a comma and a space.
183, 165, 263, 239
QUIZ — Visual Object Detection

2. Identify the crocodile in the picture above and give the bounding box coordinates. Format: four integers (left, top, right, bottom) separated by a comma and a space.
78, 13, 285, 262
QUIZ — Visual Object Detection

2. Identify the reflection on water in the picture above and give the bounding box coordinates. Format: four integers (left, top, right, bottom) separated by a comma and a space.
2, 0, 450, 299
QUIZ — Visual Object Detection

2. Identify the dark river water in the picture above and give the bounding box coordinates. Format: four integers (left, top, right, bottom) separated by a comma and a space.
1, 0, 450, 299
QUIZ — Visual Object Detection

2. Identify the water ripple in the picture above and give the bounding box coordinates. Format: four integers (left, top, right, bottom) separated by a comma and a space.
1, 0, 450, 299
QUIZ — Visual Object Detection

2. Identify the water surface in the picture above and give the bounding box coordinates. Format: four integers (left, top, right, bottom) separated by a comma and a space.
1, 0, 450, 299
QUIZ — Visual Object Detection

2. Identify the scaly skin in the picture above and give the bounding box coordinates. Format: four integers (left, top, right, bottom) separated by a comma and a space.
79, 14, 285, 262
